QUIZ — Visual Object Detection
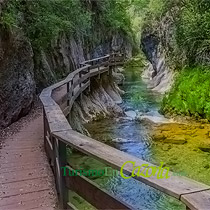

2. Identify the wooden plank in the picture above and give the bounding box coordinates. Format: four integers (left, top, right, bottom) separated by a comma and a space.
99, 66, 109, 74
0, 190, 55, 208
181, 189, 210, 210
70, 81, 90, 107
89, 66, 108, 77
58, 140, 68, 208
45, 135, 54, 164
44, 105, 71, 133
0, 153, 47, 165
46, 136, 53, 151
72, 73, 90, 89
65, 166, 131, 209
39, 87, 52, 98
0, 160, 49, 170
53, 130, 210, 200
67, 202, 79, 210
40, 97, 58, 107
63, 106, 70, 117
81, 55, 109, 65
0, 151, 46, 163
0, 167, 52, 184
55, 93, 68, 106
0, 177, 53, 198
1, 197, 55, 210
0, 163, 49, 174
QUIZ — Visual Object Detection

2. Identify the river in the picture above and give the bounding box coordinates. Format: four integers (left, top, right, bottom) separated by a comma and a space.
69, 64, 210, 209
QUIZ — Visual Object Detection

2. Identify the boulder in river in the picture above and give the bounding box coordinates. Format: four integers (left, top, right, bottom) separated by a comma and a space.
125, 110, 137, 120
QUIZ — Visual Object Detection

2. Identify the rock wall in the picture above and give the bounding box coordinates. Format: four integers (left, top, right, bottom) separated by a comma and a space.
69, 73, 124, 135
0, 28, 35, 128
140, 7, 180, 94
141, 57, 174, 94
0, 28, 131, 128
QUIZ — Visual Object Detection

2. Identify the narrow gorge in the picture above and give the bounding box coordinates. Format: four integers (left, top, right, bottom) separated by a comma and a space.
1, 0, 210, 210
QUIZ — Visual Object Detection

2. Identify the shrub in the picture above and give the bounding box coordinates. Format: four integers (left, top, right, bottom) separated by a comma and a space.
161, 67, 210, 120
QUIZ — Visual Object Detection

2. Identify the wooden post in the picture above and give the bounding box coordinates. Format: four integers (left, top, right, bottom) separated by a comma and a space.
53, 137, 68, 209
79, 71, 82, 88
67, 82, 70, 106
88, 66, 91, 92
71, 79, 74, 97
98, 64, 100, 79
114, 53, 116, 70
43, 108, 47, 150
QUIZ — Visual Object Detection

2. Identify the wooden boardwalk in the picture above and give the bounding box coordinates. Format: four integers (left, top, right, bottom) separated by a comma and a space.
2, 53, 210, 209
0, 112, 57, 210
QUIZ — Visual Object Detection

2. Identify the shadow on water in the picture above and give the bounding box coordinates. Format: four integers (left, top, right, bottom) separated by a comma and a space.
69, 66, 185, 209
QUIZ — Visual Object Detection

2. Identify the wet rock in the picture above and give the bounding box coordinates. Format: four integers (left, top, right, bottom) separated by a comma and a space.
124, 107, 134, 112
137, 115, 173, 124
118, 116, 134, 121
125, 111, 137, 119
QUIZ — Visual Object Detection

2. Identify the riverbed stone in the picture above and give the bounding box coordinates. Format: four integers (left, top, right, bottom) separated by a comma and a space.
125, 110, 137, 119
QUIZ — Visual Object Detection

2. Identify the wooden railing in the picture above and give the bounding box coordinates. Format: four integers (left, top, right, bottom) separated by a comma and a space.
40, 53, 210, 210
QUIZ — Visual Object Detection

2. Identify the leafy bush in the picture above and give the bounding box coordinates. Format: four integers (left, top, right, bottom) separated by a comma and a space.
0, 0, 134, 50
161, 67, 210, 119
176, 0, 210, 63
1, 0, 91, 50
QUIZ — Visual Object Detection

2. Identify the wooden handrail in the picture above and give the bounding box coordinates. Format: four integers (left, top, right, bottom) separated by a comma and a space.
40, 53, 210, 210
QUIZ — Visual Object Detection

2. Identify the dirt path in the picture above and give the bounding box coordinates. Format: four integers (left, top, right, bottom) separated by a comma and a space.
0, 102, 58, 210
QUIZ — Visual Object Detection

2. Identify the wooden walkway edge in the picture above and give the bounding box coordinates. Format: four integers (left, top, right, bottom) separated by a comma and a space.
0, 111, 58, 210
40, 53, 210, 210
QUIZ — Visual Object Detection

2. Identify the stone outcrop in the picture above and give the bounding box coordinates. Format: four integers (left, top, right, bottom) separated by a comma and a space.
0, 28, 35, 128
0, 30, 131, 128
141, 8, 180, 94
141, 57, 174, 94
69, 73, 124, 135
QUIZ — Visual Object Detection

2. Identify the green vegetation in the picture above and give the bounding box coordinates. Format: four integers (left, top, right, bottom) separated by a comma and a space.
161, 67, 210, 120
1, 0, 91, 49
130, 0, 210, 119
176, 0, 210, 64
0, 0, 135, 50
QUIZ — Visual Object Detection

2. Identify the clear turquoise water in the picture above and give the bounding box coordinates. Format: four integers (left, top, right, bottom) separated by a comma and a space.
83, 67, 185, 210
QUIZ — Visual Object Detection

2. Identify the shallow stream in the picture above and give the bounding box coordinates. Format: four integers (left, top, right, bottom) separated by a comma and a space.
69, 66, 210, 209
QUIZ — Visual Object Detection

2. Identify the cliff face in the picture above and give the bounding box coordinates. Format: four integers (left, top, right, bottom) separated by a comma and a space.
35, 33, 132, 91
0, 28, 35, 127
0, 1, 133, 128
140, 7, 180, 94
